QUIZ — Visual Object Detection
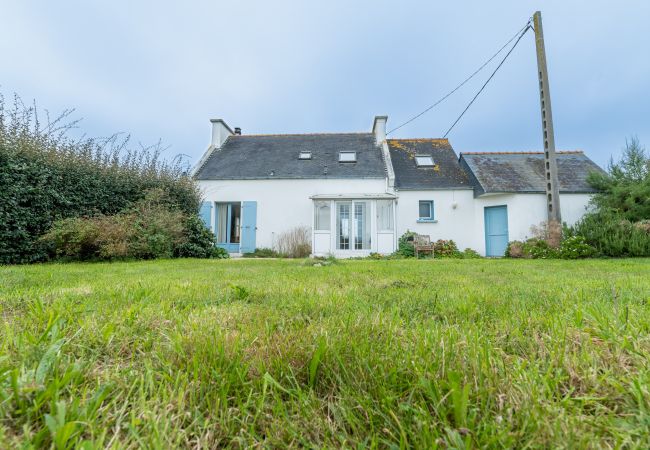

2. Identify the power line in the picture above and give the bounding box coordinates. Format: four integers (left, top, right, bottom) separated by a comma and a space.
387, 19, 532, 136
442, 22, 531, 138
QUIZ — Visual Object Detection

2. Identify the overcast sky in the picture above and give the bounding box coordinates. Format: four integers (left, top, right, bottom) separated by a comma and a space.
2, 1, 648, 167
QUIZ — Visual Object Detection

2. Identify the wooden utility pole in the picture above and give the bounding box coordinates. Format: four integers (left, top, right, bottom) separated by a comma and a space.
533, 11, 562, 225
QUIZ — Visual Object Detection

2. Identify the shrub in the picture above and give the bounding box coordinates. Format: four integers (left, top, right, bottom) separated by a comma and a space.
461, 248, 482, 259
275, 226, 311, 258
0, 93, 199, 264
433, 239, 460, 258
505, 238, 558, 259
395, 231, 417, 258
525, 238, 559, 259
505, 240, 525, 258
570, 211, 650, 257
41, 217, 105, 260
558, 235, 597, 259
175, 215, 218, 259
210, 246, 230, 259
506, 236, 597, 260
41, 190, 211, 261
243, 248, 280, 258
530, 220, 563, 248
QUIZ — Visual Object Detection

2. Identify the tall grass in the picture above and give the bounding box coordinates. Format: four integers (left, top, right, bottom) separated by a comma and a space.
1, 258, 650, 447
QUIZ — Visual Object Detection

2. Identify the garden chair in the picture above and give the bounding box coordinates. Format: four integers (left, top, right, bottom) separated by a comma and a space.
414, 234, 435, 258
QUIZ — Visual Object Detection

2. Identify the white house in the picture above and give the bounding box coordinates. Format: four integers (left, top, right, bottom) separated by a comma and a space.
193, 116, 603, 257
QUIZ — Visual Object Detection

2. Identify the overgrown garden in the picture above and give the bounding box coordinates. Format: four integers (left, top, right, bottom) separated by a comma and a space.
0, 94, 221, 264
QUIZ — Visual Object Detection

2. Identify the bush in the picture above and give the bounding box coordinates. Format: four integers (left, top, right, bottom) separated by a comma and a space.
41, 190, 216, 261
461, 248, 482, 259
570, 211, 650, 257
275, 226, 311, 258
0, 93, 199, 264
175, 215, 218, 259
505, 238, 558, 259
433, 239, 460, 258
526, 238, 559, 259
558, 235, 597, 259
395, 231, 417, 258
506, 235, 597, 260
505, 241, 525, 258
243, 248, 280, 258
210, 246, 230, 259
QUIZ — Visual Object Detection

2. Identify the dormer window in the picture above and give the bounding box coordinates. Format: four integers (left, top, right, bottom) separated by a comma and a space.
298, 151, 312, 160
415, 155, 434, 167
339, 151, 357, 163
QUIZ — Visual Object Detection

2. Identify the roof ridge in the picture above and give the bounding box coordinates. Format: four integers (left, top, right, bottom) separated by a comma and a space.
461, 150, 584, 155
231, 132, 372, 138
387, 138, 449, 143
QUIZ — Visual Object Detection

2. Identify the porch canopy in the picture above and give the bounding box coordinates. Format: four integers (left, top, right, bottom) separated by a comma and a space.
309, 193, 397, 200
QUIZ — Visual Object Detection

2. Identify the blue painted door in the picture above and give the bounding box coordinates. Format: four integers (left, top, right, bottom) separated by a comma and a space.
199, 202, 213, 229
240, 201, 257, 253
484, 206, 509, 257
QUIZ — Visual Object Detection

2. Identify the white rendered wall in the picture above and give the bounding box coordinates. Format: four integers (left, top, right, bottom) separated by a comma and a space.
396, 190, 594, 256
395, 190, 477, 251
198, 178, 388, 253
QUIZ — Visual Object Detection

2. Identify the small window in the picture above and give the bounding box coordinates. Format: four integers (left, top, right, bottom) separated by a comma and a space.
314, 201, 331, 231
299, 151, 312, 160
415, 155, 434, 166
339, 151, 356, 162
418, 200, 434, 221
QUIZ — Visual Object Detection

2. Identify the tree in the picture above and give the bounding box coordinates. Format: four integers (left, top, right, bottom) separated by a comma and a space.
587, 137, 650, 222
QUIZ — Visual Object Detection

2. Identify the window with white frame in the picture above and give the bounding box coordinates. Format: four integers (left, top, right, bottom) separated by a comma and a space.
313, 201, 331, 231
338, 151, 356, 162
377, 200, 394, 231
415, 155, 434, 166
418, 200, 434, 220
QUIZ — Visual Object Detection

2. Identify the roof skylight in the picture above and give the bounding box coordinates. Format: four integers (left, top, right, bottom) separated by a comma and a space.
415, 155, 434, 167
339, 151, 357, 162
298, 151, 312, 160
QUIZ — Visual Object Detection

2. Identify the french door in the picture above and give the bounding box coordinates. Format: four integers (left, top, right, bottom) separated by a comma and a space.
336, 201, 371, 250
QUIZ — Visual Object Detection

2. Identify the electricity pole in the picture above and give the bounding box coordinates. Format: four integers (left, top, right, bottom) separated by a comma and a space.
533, 11, 562, 225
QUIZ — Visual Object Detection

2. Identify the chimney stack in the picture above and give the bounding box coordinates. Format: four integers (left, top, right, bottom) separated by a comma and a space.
210, 119, 234, 149
372, 115, 388, 145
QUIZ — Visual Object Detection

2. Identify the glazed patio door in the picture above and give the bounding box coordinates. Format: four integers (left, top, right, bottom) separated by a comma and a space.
336, 201, 370, 251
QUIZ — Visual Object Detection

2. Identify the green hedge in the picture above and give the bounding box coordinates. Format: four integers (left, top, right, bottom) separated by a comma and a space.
0, 94, 200, 264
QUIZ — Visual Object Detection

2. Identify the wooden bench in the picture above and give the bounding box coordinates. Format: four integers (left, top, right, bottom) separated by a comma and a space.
414, 234, 435, 258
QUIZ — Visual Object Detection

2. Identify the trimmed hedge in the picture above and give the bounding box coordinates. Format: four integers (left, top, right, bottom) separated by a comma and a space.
0, 94, 200, 264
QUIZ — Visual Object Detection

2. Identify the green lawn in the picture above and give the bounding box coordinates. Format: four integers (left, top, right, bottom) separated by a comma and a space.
1, 258, 650, 448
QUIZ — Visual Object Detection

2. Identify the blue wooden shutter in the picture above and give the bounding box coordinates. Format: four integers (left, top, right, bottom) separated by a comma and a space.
240, 201, 257, 253
199, 201, 212, 229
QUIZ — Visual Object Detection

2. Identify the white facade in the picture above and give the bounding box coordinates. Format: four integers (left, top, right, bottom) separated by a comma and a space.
394, 190, 593, 255
200, 178, 396, 257
198, 176, 594, 257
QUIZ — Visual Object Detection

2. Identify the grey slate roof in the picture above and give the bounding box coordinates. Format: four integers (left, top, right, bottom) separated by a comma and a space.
194, 133, 386, 180
459, 151, 604, 196
387, 139, 472, 190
